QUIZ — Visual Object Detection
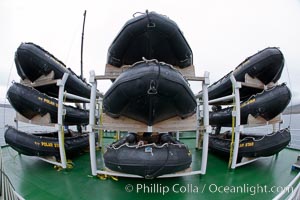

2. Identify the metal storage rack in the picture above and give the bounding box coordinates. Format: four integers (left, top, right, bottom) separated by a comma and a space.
209, 74, 282, 169
87, 62, 211, 178
15, 73, 90, 169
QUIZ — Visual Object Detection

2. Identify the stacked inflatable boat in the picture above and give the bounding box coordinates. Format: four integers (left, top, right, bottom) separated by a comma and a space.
5, 43, 97, 158
5, 9, 292, 175
197, 47, 291, 161
103, 11, 291, 176
102, 11, 196, 177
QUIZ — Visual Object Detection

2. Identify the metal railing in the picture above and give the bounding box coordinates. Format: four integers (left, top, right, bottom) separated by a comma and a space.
273, 172, 300, 200
0, 148, 25, 200
273, 128, 300, 199
289, 129, 300, 150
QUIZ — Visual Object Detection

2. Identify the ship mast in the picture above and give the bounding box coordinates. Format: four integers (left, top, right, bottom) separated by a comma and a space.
80, 10, 87, 79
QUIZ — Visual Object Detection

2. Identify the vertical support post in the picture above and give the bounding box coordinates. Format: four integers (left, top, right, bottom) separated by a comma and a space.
195, 99, 201, 149
201, 71, 211, 174
116, 131, 120, 141
89, 70, 97, 176
230, 75, 242, 169
14, 118, 18, 130
147, 126, 153, 132
176, 131, 179, 141
57, 73, 69, 169
272, 124, 276, 132
98, 99, 103, 149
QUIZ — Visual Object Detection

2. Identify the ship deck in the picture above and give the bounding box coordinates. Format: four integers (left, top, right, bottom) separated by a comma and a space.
1, 137, 300, 200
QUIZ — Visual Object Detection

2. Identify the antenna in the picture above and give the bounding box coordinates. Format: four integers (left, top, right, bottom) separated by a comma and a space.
80, 10, 87, 79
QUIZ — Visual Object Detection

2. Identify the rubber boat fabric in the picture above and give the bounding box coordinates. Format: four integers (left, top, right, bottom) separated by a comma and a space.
6, 82, 89, 125
209, 128, 291, 162
4, 126, 94, 158
103, 60, 197, 126
107, 10, 193, 68
198, 47, 284, 104
104, 132, 192, 178
15, 42, 101, 101
209, 83, 291, 127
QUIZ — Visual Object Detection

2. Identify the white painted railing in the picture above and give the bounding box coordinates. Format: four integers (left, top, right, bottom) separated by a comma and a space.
273, 172, 300, 200
0, 148, 25, 200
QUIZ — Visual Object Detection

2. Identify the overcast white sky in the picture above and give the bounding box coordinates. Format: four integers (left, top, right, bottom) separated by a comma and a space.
1, 0, 300, 104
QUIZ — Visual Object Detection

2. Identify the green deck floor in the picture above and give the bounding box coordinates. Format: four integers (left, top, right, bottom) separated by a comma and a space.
1, 138, 300, 200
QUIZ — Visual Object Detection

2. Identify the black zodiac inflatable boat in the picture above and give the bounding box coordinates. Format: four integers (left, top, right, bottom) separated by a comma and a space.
107, 10, 193, 68
198, 47, 284, 104
103, 60, 197, 125
7, 82, 89, 125
15, 42, 101, 101
209, 128, 291, 162
4, 126, 91, 158
209, 83, 291, 127
104, 133, 192, 178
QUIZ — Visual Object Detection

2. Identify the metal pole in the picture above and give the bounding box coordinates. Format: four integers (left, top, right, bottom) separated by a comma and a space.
195, 99, 200, 149
230, 75, 242, 169
201, 71, 210, 174
208, 94, 235, 104
64, 93, 90, 103
176, 131, 180, 141
89, 70, 97, 176
273, 171, 300, 200
57, 73, 69, 169
80, 10, 87, 79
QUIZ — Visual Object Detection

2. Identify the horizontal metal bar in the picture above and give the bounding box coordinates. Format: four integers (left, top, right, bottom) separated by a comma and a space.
35, 156, 63, 166
95, 169, 203, 179
208, 94, 235, 104
96, 170, 143, 178
64, 92, 90, 102
235, 157, 262, 168
158, 170, 203, 178
290, 129, 300, 131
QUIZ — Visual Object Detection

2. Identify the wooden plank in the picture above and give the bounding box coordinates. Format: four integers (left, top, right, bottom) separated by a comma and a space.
242, 73, 276, 90
104, 64, 130, 76
102, 167, 193, 178
246, 114, 282, 127
95, 75, 118, 80
16, 112, 55, 127
104, 63, 196, 78
151, 114, 197, 132
98, 113, 197, 132
21, 71, 58, 87
186, 76, 205, 81
242, 73, 265, 89
177, 65, 195, 77
95, 74, 204, 81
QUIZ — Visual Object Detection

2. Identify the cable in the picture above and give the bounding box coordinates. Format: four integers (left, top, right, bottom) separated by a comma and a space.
145, 144, 170, 179
284, 61, 293, 128
2, 62, 14, 138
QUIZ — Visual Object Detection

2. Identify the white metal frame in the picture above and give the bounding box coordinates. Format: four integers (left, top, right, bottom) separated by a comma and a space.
55, 73, 69, 168
210, 74, 281, 169
14, 72, 90, 169
88, 70, 211, 178
230, 75, 244, 169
